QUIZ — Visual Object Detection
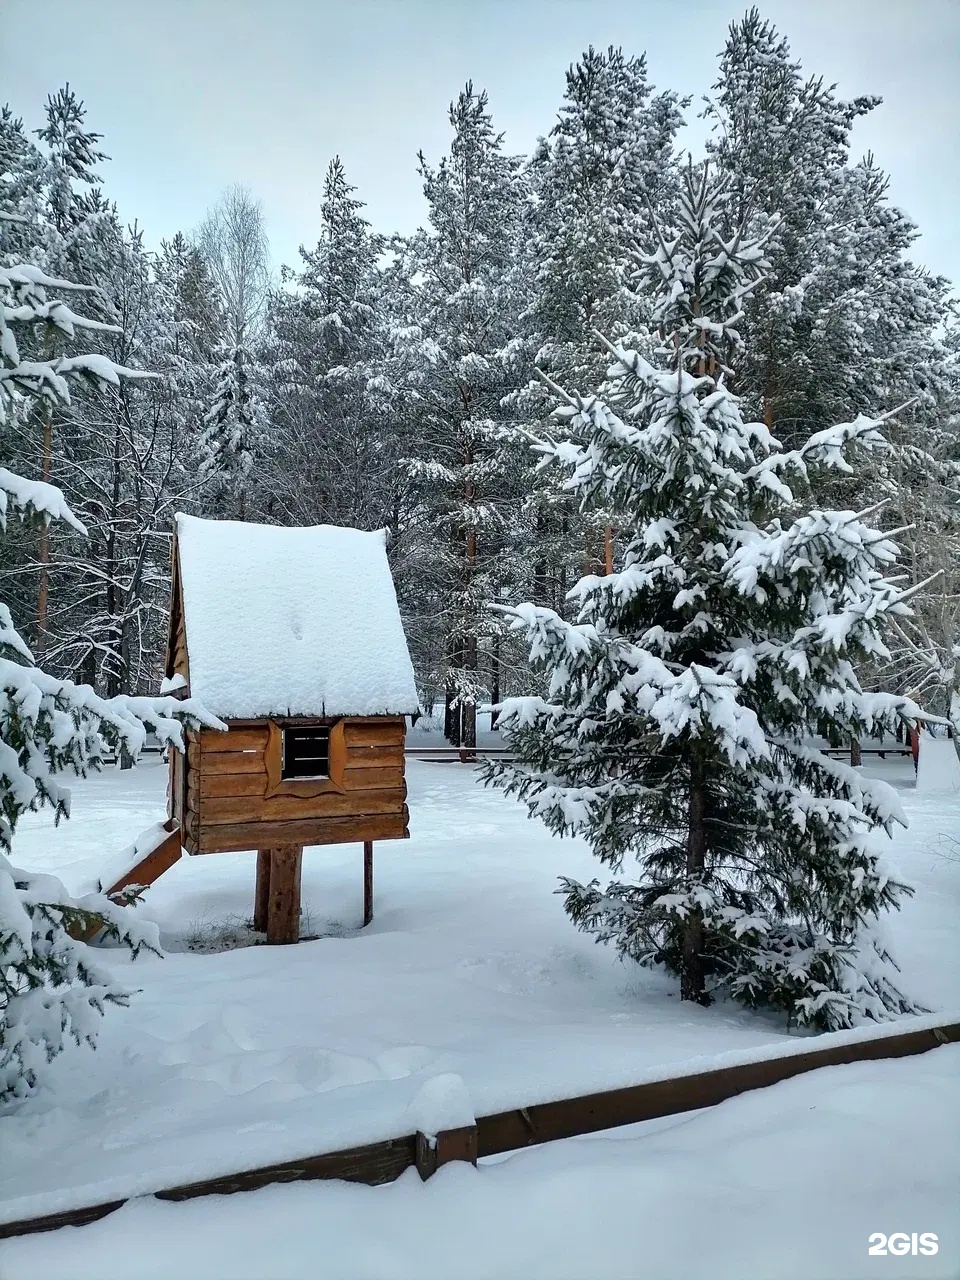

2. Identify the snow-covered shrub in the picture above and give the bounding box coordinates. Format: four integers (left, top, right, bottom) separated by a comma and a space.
485, 163, 926, 1031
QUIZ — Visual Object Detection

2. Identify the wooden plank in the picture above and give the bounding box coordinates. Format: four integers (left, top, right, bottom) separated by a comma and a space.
343, 766, 404, 792
343, 721, 405, 748
199, 789, 406, 827
344, 744, 405, 768
103, 824, 183, 897
195, 811, 409, 854
199, 727, 269, 754
266, 845, 302, 944
193, 772, 268, 800
157, 1134, 417, 1199
0, 1137, 418, 1239
199, 750, 266, 775
190, 767, 404, 804
476, 1020, 960, 1159
0, 1199, 128, 1240
254, 849, 271, 932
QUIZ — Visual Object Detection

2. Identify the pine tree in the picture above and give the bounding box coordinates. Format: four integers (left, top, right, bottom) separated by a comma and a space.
34, 84, 108, 241
704, 9, 950, 449
396, 84, 531, 746
518, 48, 686, 618
0, 212, 218, 1102
485, 163, 925, 1031
265, 157, 389, 531
529, 45, 685, 392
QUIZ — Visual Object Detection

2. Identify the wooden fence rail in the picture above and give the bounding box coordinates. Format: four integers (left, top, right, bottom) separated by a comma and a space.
2, 1017, 956, 1241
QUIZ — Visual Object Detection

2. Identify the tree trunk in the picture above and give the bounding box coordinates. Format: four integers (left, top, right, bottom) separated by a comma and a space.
603, 525, 614, 575
35, 406, 53, 656
462, 633, 477, 757
850, 739, 862, 767
681, 752, 710, 1005
533, 510, 548, 606
490, 631, 501, 731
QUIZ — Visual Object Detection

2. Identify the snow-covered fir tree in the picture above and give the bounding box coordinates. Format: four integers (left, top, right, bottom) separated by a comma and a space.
196, 186, 269, 519
485, 163, 926, 1031
395, 84, 531, 745
0, 212, 219, 1103
703, 9, 950, 451
516, 47, 686, 618
34, 84, 109, 241
265, 157, 390, 531
199, 342, 261, 517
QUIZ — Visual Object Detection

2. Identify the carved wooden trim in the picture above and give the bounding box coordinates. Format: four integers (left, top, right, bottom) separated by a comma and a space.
264, 719, 347, 799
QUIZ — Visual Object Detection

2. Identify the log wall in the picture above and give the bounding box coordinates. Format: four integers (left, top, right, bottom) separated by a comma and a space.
178, 717, 409, 854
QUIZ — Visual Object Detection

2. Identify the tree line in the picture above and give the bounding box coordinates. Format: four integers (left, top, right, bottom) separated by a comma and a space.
2, 10, 957, 749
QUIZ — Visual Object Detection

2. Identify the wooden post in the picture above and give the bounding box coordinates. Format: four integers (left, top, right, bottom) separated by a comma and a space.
254, 848, 271, 932
603, 524, 614, 575
850, 739, 862, 767
266, 845, 302, 944
415, 1125, 478, 1180
363, 840, 374, 927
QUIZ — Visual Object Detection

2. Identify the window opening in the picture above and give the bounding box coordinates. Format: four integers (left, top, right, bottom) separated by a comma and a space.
281, 725, 331, 779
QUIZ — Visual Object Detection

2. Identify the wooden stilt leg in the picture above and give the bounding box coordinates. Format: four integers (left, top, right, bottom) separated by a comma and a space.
363, 840, 374, 927
254, 848, 271, 932
266, 845, 302, 944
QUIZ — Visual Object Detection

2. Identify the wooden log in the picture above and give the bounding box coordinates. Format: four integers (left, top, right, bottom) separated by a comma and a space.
266, 845, 302, 944
476, 1021, 960, 1159
343, 766, 404, 792
199, 788, 406, 827
193, 772, 268, 800
198, 750, 267, 776
344, 744, 405, 769
363, 840, 373, 926
254, 849, 271, 932
415, 1125, 478, 1180
195, 810, 410, 855
198, 726, 269, 754
192, 769, 403, 801
343, 720, 405, 747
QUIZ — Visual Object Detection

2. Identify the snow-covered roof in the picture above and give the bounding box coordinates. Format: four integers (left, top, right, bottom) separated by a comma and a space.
173, 514, 419, 720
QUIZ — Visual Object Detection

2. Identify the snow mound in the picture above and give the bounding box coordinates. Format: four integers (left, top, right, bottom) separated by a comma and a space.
405, 1073, 475, 1137
174, 514, 419, 720
915, 737, 960, 795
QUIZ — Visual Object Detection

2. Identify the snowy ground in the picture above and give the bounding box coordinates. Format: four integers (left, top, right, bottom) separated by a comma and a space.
3, 1045, 957, 1280
1, 740, 958, 1274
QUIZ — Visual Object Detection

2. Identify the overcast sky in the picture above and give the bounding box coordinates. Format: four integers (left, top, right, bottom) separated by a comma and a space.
2, 0, 957, 285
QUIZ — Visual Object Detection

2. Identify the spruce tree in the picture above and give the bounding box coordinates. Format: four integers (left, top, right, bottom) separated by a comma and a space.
199, 342, 262, 517
485, 163, 925, 1031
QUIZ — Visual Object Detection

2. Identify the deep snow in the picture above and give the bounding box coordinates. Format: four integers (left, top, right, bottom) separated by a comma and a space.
2, 1046, 957, 1280
1, 743, 957, 1249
